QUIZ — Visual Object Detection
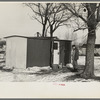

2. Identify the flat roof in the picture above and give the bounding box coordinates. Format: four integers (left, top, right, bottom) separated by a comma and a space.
4, 35, 72, 42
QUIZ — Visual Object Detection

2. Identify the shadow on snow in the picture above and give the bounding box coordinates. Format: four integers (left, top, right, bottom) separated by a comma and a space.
0, 64, 100, 82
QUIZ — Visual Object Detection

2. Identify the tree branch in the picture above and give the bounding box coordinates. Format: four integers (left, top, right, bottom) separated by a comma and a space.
63, 3, 87, 23
73, 27, 88, 32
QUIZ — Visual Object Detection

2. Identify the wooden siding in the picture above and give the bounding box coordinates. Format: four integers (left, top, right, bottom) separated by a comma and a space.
59, 41, 71, 66
64, 41, 71, 65
6, 37, 27, 69
27, 39, 51, 67
59, 41, 65, 65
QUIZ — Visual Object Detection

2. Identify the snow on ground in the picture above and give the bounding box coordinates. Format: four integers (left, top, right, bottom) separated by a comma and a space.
0, 56, 100, 82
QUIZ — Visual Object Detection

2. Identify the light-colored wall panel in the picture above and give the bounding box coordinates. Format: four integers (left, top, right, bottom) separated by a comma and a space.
6, 37, 27, 69
15, 37, 27, 69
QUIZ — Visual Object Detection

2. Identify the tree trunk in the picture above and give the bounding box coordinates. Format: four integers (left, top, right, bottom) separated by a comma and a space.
80, 3, 97, 79
49, 25, 53, 67
50, 40, 53, 67
42, 24, 46, 37
81, 31, 96, 78
50, 25, 53, 37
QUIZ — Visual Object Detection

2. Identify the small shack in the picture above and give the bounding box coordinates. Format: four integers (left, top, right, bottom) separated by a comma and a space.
5, 35, 72, 69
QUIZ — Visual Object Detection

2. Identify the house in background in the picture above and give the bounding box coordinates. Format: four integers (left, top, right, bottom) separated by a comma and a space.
77, 31, 100, 56
5, 35, 72, 69
80, 43, 100, 56
0, 39, 6, 67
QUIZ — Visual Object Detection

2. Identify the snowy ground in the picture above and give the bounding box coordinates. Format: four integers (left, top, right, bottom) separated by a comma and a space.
0, 56, 100, 82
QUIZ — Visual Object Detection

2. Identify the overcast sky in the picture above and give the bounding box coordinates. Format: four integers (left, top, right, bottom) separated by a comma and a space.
0, 2, 42, 37
0, 2, 100, 44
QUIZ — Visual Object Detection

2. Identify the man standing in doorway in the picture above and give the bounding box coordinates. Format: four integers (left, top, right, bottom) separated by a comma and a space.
72, 45, 79, 72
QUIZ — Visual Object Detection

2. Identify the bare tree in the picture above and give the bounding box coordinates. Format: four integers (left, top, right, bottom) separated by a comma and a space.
46, 3, 73, 37
25, 3, 73, 37
25, 3, 51, 37
63, 3, 100, 78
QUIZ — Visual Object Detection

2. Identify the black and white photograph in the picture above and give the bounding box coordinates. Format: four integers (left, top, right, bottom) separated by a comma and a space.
0, 2, 100, 83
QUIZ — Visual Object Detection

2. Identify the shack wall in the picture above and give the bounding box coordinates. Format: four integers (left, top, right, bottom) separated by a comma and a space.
27, 39, 51, 67
59, 41, 65, 65
64, 41, 71, 64
59, 41, 71, 66
6, 37, 27, 69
